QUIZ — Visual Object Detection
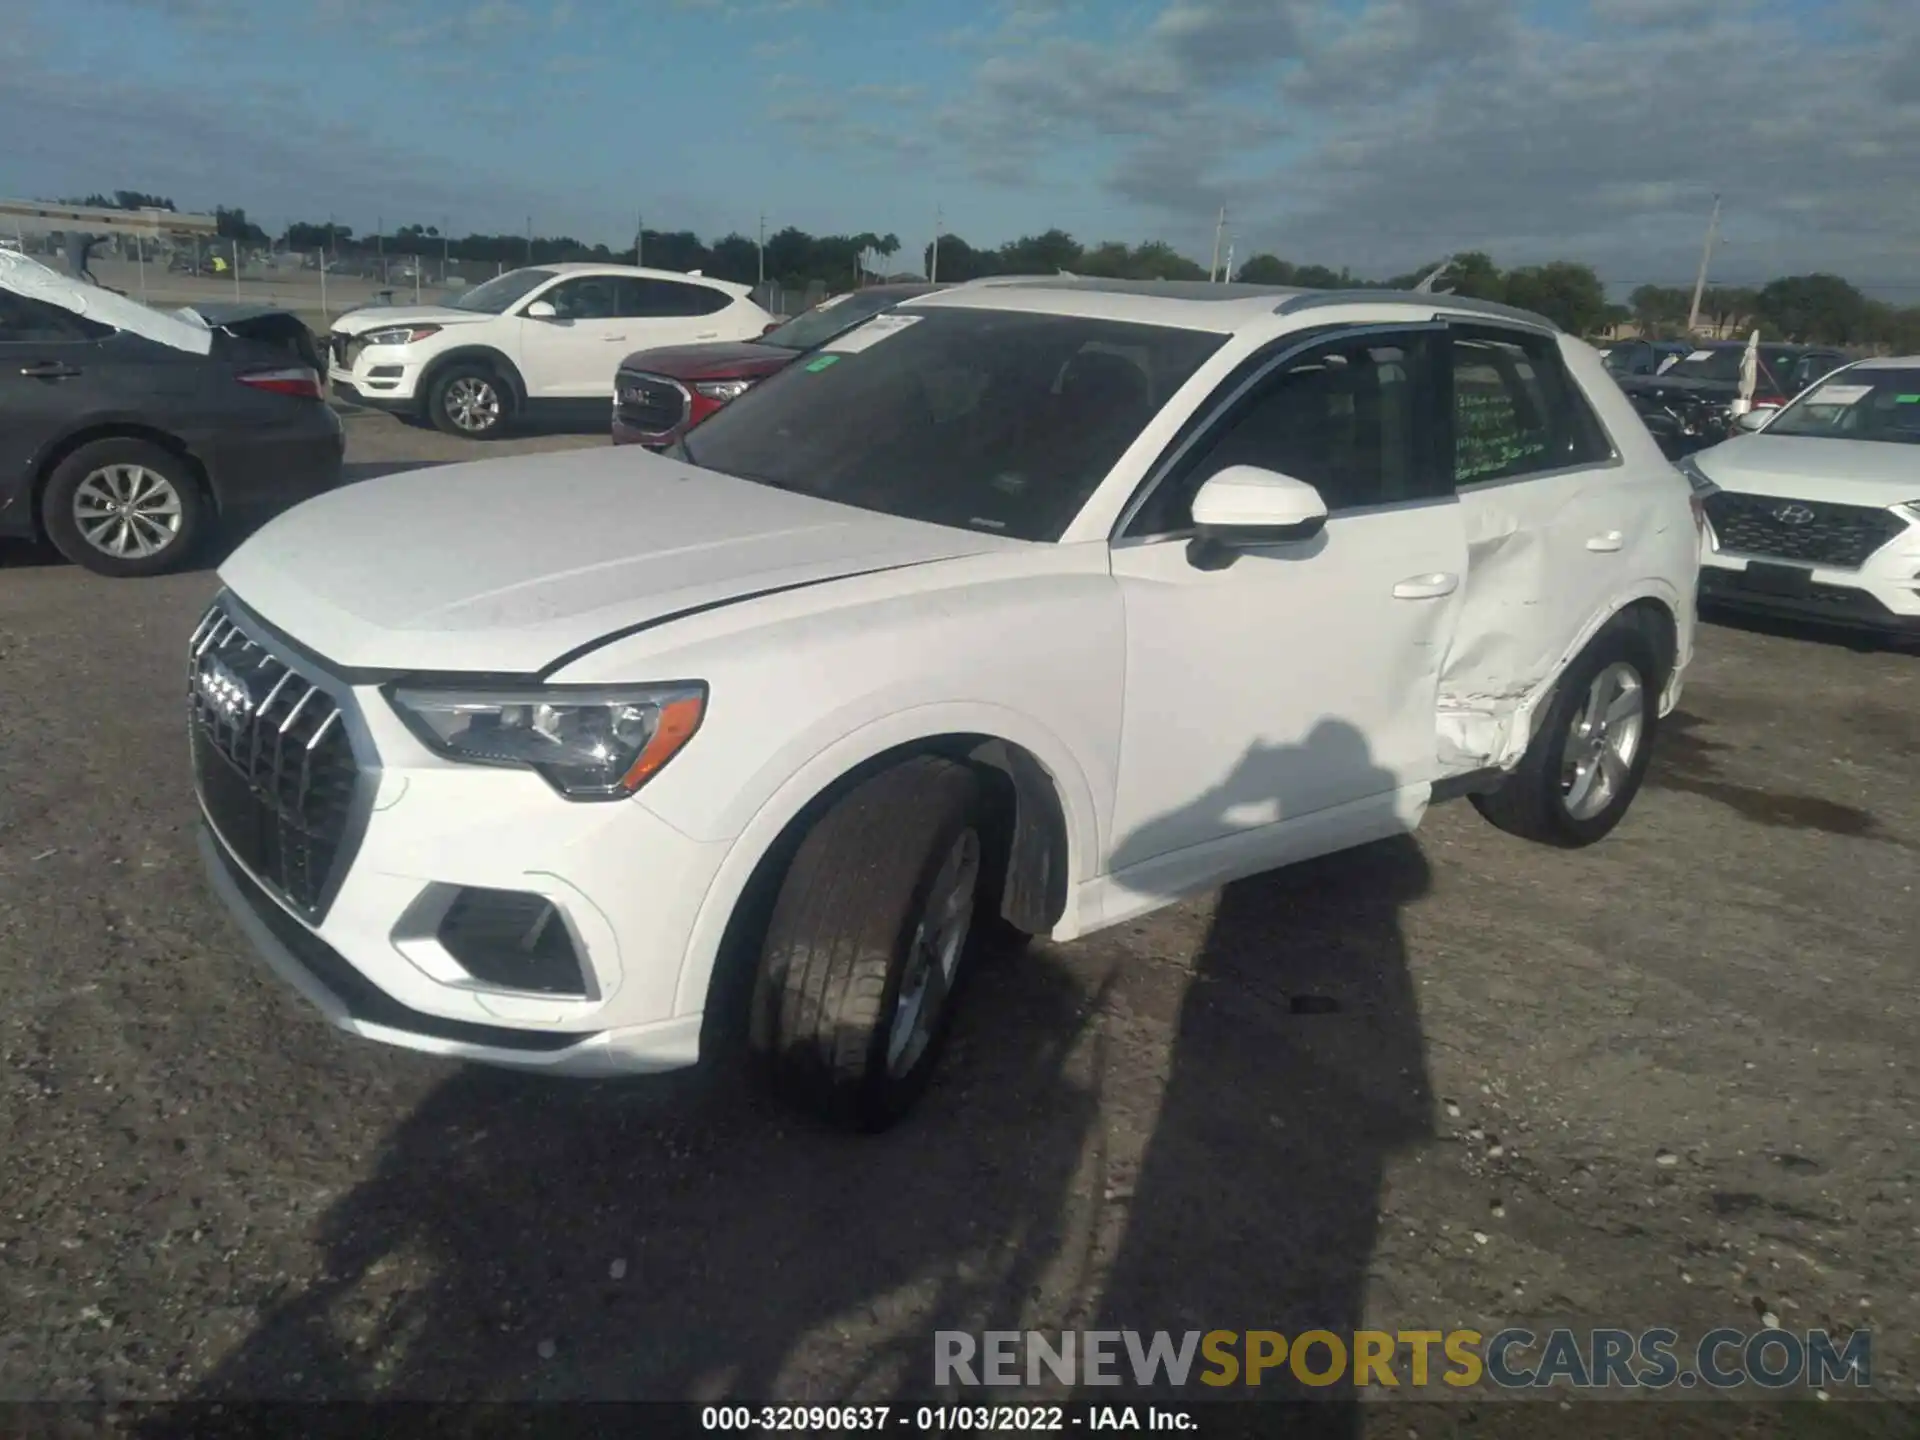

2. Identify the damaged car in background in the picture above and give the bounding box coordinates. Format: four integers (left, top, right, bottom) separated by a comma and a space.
187, 279, 1697, 1132
1616, 339, 1848, 458
0, 253, 342, 577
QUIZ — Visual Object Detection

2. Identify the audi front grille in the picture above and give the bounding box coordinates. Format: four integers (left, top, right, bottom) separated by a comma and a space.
187, 603, 368, 919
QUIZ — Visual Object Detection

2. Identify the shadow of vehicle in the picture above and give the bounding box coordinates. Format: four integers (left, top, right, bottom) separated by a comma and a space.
1697, 601, 1915, 656
167, 939, 1107, 1406
1089, 724, 1431, 1433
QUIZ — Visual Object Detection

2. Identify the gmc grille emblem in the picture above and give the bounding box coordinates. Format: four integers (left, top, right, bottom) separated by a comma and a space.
1772, 503, 1816, 526
195, 655, 255, 725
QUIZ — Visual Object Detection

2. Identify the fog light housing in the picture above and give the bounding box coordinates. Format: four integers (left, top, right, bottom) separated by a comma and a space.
436, 888, 589, 996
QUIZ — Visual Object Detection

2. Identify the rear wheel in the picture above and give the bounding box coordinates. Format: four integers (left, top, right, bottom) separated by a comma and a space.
749, 756, 991, 1131
1470, 624, 1661, 847
426, 364, 511, 438
42, 439, 207, 578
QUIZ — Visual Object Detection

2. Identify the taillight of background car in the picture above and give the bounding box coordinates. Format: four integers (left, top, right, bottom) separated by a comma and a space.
238, 367, 325, 400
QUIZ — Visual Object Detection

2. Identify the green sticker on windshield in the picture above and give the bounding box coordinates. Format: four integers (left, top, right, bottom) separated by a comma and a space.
1897, 394, 1920, 404
804, 354, 841, 373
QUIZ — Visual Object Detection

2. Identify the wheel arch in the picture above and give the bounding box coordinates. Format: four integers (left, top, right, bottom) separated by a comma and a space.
418, 345, 528, 409
671, 722, 1092, 1021
1508, 582, 1684, 762
32, 424, 213, 535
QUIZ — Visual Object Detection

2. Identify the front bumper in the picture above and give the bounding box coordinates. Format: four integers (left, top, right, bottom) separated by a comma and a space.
192, 600, 734, 1075
610, 414, 678, 449
330, 375, 414, 413
1698, 564, 1920, 635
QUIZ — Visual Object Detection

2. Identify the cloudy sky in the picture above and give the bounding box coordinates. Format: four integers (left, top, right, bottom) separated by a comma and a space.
4, 0, 1918, 292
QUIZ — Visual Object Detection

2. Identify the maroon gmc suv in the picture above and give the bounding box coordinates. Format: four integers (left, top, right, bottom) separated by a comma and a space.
611, 282, 942, 448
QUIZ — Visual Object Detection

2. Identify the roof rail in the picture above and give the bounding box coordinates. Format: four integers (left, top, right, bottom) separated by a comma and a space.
1275, 288, 1561, 333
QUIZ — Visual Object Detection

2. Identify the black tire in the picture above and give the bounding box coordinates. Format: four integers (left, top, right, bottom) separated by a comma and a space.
425, 363, 512, 438
41, 438, 208, 578
749, 756, 991, 1131
1470, 622, 1663, 848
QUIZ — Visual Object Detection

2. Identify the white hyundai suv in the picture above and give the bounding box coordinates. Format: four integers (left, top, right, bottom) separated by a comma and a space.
192, 279, 1699, 1130
326, 263, 773, 439
1688, 355, 1920, 641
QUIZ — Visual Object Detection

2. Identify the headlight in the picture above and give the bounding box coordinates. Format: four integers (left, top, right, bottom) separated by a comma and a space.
694, 378, 754, 402
387, 683, 706, 800
361, 325, 442, 347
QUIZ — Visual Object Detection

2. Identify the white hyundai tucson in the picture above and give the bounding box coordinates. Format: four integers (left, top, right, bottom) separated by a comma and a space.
190, 279, 1699, 1130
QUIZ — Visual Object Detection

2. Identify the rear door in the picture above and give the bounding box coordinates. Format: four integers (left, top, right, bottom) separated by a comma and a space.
621, 277, 748, 353
0, 292, 117, 530
1437, 322, 1633, 766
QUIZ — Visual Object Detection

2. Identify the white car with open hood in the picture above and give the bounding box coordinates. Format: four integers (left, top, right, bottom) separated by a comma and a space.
326, 262, 773, 439
191, 278, 1699, 1130
1687, 356, 1920, 640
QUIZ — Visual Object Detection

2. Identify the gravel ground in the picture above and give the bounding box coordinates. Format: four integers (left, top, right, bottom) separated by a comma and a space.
1, 413, 1916, 1432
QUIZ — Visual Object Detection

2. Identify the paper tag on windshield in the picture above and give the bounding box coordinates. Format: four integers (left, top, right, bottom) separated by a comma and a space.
1807, 383, 1872, 406
825, 313, 922, 353
1686, 350, 1715, 362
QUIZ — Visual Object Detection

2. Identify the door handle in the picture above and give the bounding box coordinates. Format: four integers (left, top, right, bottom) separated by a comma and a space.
603, 335, 628, 342
20, 361, 81, 379
694, 332, 720, 340
1585, 531, 1625, 552
1392, 572, 1459, 600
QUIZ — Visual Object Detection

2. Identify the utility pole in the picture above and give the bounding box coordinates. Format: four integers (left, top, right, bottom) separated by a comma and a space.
1686, 194, 1721, 335
526, 215, 533, 265
1208, 206, 1226, 283
929, 203, 942, 283
442, 216, 450, 278
757, 211, 766, 287
634, 209, 644, 267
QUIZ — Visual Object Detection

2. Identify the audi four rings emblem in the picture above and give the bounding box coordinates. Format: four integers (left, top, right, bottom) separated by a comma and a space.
1772, 503, 1816, 526
195, 655, 255, 725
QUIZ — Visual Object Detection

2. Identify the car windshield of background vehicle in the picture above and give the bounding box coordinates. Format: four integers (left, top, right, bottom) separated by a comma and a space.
447, 268, 557, 313
1664, 348, 1793, 384
755, 290, 906, 352
1763, 367, 1920, 444
677, 308, 1226, 541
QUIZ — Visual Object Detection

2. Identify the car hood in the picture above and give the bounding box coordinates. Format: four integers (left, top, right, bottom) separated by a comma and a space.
329, 305, 497, 335
616, 340, 796, 379
1692, 433, 1920, 507
218, 446, 1021, 674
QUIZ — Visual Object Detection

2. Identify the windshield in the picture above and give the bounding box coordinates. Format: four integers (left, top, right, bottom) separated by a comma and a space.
1762, 367, 1920, 444
446, 267, 556, 313
1664, 347, 1796, 384
756, 289, 921, 352
679, 307, 1226, 541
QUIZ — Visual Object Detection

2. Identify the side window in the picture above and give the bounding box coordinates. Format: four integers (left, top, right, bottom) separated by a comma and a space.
623, 279, 732, 318
1450, 326, 1610, 486
542, 277, 621, 320
0, 291, 112, 343
1126, 330, 1440, 538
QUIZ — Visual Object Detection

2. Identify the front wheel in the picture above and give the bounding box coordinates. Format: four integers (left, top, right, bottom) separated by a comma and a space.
426, 365, 511, 438
749, 756, 991, 1131
1470, 625, 1661, 847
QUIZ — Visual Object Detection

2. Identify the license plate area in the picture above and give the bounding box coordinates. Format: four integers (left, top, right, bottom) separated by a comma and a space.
1738, 562, 1814, 597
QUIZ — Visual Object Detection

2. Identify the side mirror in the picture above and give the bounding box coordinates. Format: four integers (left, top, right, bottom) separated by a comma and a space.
525, 299, 559, 319
1735, 409, 1770, 432
1188, 466, 1328, 567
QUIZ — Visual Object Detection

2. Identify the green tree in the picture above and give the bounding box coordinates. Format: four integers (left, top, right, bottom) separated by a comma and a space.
1233, 253, 1296, 285
1629, 283, 1689, 336
1754, 273, 1871, 344
997, 229, 1083, 274
1501, 260, 1609, 335
925, 233, 998, 282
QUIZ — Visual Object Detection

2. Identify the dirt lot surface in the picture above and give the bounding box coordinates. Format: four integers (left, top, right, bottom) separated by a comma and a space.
2, 414, 1916, 1433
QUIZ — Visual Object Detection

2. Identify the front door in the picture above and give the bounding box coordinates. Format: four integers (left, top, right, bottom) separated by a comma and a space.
1105, 326, 1467, 913
0, 291, 116, 531
516, 274, 636, 398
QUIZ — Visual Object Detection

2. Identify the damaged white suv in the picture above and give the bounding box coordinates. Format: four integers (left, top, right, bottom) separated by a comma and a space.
191, 280, 1698, 1130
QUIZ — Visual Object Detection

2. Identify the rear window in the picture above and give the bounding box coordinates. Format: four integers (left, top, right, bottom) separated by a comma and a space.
678, 307, 1226, 541
1664, 347, 1800, 385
